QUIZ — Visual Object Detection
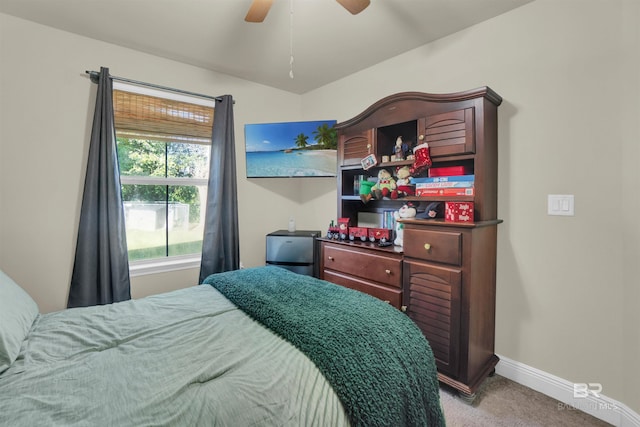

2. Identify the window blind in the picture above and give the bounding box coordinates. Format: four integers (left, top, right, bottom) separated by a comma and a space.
113, 90, 214, 144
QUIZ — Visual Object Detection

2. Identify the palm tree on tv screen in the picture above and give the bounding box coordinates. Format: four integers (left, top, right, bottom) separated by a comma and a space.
294, 133, 309, 149
313, 123, 337, 149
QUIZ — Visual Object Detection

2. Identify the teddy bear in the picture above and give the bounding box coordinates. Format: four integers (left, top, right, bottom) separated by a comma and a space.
395, 165, 415, 197
361, 169, 397, 203
371, 169, 397, 199
393, 202, 417, 247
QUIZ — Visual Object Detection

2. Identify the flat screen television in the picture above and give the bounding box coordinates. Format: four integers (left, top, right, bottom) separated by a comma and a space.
244, 120, 337, 178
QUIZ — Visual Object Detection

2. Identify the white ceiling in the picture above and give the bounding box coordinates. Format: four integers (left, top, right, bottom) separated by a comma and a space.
0, 0, 534, 94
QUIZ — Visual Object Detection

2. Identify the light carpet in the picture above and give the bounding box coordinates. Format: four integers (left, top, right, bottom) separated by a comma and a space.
439, 374, 612, 426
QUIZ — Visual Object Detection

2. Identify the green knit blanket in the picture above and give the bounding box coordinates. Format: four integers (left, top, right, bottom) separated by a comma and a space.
203, 267, 445, 427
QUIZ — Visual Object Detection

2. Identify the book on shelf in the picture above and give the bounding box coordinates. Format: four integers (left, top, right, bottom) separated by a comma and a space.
353, 174, 367, 195
412, 174, 474, 183
382, 209, 396, 230
416, 181, 474, 188
416, 187, 475, 197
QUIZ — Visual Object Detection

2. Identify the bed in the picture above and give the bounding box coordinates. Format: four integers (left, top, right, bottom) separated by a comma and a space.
0, 266, 445, 426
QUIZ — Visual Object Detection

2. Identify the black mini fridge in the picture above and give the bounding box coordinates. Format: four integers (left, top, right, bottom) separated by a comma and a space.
265, 230, 320, 277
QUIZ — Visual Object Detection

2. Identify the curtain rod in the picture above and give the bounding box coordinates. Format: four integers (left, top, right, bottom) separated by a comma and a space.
85, 70, 229, 103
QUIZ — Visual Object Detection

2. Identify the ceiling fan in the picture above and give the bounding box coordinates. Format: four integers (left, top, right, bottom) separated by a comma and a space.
245, 0, 370, 23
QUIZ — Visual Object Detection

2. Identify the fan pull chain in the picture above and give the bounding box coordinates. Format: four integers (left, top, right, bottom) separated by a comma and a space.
289, 0, 294, 79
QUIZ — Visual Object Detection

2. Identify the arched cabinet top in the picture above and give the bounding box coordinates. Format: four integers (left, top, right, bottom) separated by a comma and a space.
335, 86, 502, 130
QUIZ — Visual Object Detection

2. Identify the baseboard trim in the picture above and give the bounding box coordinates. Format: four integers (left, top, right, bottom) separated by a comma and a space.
495, 355, 640, 427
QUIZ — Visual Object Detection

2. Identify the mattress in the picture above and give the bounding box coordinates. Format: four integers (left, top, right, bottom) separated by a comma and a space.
0, 266, 445, 426
0, 284, 348, 426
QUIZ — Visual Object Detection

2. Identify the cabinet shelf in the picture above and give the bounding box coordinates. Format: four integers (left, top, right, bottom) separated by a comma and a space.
340, 159, 413, 172
405, 196, 474, 203
377, 159, 413, 168
400, 218, 503, 228
341, 157, 474, 173
341, 195, 475, 203
317, 237, 403, 254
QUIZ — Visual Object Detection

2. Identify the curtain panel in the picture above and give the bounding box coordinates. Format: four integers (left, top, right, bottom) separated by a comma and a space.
199, 95, 240, 283
68, 67, 131, 308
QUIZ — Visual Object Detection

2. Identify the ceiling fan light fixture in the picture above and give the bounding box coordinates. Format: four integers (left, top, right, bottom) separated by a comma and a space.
245, 0, 274, 22
245, 0, 370, 23
336, 0, 370, 15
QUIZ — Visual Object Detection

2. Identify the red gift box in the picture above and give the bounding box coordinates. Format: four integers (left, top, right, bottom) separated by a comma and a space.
445, 202, 474, 223
368, 228, 391, 242
429, 166, 472, 177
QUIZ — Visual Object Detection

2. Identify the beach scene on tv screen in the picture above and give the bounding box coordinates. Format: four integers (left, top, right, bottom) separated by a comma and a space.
245, 120, 337, 177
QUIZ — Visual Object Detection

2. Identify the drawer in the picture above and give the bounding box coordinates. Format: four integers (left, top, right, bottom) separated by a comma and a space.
403, 229, 462, 266
323, 270, 402, 309
322, 244, 402, 288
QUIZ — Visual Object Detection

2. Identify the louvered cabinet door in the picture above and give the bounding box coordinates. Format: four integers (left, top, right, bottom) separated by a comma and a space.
338, 129, 374, 166
403, 260, 461, 377
418, 108, 475, 157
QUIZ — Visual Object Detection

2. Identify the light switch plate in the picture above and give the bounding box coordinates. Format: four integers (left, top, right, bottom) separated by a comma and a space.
548, 194, 574, 216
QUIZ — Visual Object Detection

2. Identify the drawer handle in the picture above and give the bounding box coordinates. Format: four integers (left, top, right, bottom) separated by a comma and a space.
424, 243, 431, 251
383, 300, 390, 304
401, 305, 407, 312
328, 256, 334, 261
385, 269, 391, 275
419, 134, 425, 141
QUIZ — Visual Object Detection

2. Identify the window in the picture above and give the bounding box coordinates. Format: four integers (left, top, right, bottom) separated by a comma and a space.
113, 83, 215, 275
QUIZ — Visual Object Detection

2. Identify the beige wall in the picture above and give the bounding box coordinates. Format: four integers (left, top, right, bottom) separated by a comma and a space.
302, 0, 639, 414
1, 0, 638, 415
0, 13, 336, 309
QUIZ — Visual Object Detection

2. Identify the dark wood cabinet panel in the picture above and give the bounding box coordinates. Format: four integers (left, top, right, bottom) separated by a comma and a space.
420, 108, 475, 157
335, 89, 501, 223
323, 270, 402, 309
320, 240, 403, 310
404, 260, 461, 376
323, 243, 402, 288
403, 228, 462, 266
325, 88, 502, 400
403, 220, 500, 397
338, 129, 374, 166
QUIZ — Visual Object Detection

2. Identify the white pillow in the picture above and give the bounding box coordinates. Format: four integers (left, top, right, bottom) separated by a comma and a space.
0, 270, 39, 373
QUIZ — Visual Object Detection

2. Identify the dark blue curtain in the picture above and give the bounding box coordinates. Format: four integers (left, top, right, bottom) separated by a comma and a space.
68, 67, 131, 308
199, 95, 239, 283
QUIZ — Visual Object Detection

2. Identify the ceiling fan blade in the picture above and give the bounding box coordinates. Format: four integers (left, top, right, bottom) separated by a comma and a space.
336, 0, 370, 15
245, 0, 274, 23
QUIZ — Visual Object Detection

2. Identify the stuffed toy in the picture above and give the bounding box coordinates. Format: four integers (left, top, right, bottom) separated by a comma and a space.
361, 169, 397, 203
393, 202, 417, 247
415, 201, 444, 219
393, 136, 409, 160
394, 137, 403, 160
395, 166, 415, 197
395, 165, 412, 185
